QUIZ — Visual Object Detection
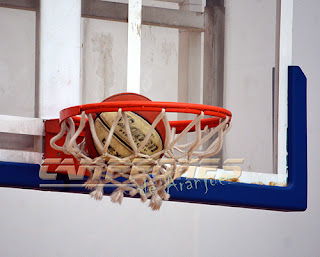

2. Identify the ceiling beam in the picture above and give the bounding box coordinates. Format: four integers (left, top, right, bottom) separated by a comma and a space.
82, 0, 204, 31
0, 0, 204, 31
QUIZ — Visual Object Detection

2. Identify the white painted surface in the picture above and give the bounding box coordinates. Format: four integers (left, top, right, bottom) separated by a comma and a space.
0, 149, 43, 164
127, 0, 142, 93
224, 0, 276, 173
39, 0, 81, 119
276, 0, 293, 175
0, 7, 35, 118
0, 115, 43, 163
183, 168, 287, 185
0, 115, 43, 136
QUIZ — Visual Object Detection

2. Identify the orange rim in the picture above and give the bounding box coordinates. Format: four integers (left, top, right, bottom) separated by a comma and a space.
59, 101, 232, 132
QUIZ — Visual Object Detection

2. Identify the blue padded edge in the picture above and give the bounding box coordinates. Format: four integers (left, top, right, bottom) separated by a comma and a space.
0, 66, 307, 211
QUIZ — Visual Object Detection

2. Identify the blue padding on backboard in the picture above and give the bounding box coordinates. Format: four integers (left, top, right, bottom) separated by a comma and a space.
0, 66, 307, 211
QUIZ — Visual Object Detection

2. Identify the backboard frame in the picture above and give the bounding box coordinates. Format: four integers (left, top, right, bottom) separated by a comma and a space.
0, 66, 307, 211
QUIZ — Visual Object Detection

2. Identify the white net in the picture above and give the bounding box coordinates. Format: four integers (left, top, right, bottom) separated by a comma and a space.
50, 108, 231, 210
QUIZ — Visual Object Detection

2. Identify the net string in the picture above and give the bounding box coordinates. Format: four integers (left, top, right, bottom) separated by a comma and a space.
50, 108, 231, 210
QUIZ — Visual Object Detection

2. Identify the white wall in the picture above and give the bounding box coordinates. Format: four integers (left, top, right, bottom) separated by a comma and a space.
0, 8, 35, 117
0, 0, 320, 256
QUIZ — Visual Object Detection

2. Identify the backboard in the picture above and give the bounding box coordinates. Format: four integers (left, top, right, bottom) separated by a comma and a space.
0, 0, 307, 211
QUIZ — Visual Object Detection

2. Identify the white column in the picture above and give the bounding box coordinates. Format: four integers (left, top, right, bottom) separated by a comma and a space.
39, 0, 81, 119
178, 1, 203, 144
127, 0, 142, 94
178, 0, 203, 104
274, 0, 293, 175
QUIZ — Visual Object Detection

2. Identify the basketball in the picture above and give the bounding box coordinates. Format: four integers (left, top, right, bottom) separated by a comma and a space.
85, 93, 166, 159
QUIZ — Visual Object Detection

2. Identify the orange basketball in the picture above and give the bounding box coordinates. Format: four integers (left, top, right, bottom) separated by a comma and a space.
85, 93, 166, 159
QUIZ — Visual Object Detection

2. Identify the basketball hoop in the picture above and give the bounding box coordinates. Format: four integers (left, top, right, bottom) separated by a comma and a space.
50, 99, 232, 210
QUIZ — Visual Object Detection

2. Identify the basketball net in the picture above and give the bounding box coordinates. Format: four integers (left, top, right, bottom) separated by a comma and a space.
50, 108, 231, 210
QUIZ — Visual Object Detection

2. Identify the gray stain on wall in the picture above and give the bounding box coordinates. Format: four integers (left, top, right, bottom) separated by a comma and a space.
91, 33, 115, 99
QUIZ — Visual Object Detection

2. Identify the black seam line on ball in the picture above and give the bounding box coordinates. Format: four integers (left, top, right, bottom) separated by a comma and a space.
97, 110, 163, 148
129, 111, 164, 149
96, 115, 134, 152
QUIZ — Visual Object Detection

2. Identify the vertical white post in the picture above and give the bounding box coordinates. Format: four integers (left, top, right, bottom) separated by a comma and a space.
274, 0, 293, 175
178, 1, 203, 144
202, 2, 225, 153
39, 0, 81, 119
178, 0, 203, 104
127, 0, 142, 94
